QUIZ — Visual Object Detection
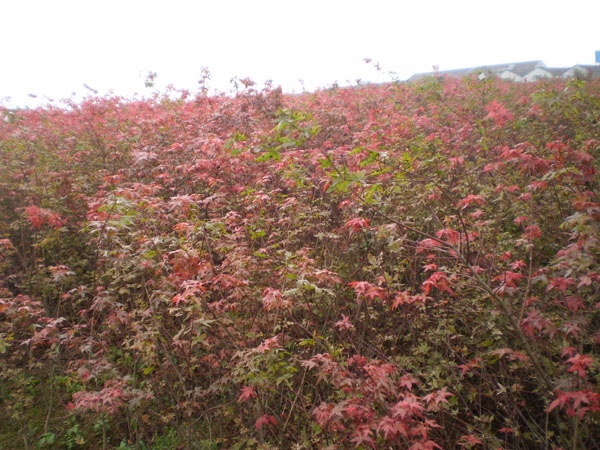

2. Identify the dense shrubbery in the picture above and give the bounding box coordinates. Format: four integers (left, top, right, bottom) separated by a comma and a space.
1, 76, 599, 449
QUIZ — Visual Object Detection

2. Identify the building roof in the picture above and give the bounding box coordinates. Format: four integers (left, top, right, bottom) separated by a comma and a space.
544, 68, 570, 76
572, 64, 600, 70
562, 65, 600, 79
408, 60, 600, 82
408, 60, 545, 82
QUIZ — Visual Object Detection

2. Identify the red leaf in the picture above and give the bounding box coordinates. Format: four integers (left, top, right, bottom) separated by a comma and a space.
344, 217, 370, 236
334, 314, 354, 331
459, 194, 485, 210
238, 386, 256, 403
399, 373, 419, 391
566, 354, 594, 378
255, 414, 277, 430
350, 424, 373, 447
422, 271, 455, 296
484, 100, 513, 127
348, 281, 387, 303
458, 433, 484, 447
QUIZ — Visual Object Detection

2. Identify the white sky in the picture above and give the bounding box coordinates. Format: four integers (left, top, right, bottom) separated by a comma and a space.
1, 0, 599, 108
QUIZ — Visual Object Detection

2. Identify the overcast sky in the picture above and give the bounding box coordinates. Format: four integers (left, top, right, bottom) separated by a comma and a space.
1, 0, 599, 108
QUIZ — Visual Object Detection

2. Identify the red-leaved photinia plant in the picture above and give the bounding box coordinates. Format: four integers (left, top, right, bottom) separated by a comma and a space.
0, 74, 599, 448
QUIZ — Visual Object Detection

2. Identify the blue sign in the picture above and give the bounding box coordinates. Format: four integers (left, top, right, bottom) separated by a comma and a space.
596, 50, 600, 63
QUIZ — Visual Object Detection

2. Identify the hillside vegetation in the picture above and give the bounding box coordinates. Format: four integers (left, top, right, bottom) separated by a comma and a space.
1, 76, 599, 449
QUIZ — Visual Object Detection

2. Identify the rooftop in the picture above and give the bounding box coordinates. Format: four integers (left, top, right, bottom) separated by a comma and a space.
408, 60, 600, 82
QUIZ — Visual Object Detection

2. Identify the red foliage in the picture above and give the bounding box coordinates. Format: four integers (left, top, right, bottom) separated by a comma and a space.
238, 386, 256, 403
344, 217, 371, 236
24, 205, 64, 229
255, 414, 277, 430
1, 75, 600, 449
